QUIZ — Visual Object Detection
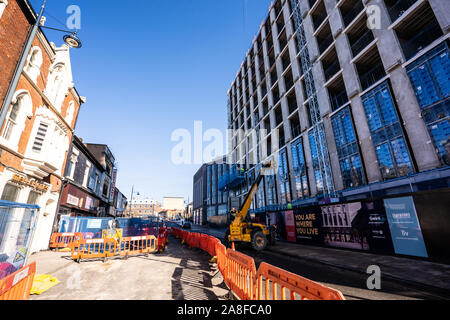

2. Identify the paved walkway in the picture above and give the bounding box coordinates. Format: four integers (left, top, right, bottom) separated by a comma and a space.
27, 238, 228, 300
266, 241, 450, 293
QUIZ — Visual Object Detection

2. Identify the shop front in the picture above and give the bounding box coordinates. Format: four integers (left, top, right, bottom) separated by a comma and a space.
0, 168, 55, 261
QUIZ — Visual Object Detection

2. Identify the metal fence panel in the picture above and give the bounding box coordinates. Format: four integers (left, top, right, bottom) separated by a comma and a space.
0, 203, 39, 281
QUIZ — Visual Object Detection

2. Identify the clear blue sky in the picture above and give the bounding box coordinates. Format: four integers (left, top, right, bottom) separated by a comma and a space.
30, 0, 271, 203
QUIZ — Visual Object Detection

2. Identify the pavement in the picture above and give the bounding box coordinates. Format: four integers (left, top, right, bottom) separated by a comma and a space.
187, 223, 450, 295
27, 238, 228, 300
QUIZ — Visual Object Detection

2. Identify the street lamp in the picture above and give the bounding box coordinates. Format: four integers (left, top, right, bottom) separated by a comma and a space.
128, 185, 140, 217
0, 0, 83, 134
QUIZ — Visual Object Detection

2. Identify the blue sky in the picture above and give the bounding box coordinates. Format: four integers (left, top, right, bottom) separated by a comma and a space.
30, 0, 271, 203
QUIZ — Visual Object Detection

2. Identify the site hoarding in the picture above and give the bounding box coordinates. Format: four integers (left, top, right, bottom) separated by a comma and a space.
287, 197, 428, 256
293, 206, 324, 245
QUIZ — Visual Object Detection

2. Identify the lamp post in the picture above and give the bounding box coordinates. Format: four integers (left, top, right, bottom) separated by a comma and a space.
128, 185, 139, 217
0, 0, 83, 132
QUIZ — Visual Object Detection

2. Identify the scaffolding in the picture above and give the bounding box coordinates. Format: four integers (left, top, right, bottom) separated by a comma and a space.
290, 0, 334, 196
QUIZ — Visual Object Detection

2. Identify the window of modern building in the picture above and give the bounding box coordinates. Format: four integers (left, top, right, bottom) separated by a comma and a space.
207, 206, 216, 218
256, 178, 265, 208
265, 174, 277, 205
278, 148, 291, 204
218, 204, 227, 216
211, 165, 217, 205
1, 184, 20, 202
362, 81, 414, 180
406, 42, 450, 166
331, 106, 366, 189
291, 137, 309, 199
206, 166, 211, 206
308, 126, 334, 195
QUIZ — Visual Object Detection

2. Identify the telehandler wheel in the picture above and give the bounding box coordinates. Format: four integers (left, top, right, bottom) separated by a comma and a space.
252, 231, 268, 251
269, 230, 277, 246
224, 230, 231, 248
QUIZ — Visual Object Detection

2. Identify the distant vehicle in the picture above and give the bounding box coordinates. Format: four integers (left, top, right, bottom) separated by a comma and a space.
182, 221, 191, 229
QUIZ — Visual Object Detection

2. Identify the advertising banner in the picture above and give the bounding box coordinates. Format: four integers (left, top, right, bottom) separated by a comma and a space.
357, 201, 394, 253
109, 169, 117, 203
284, 210, 296, 243
293, 206, 323, 244
384, 197, 428, 258
321, 202, 369, 250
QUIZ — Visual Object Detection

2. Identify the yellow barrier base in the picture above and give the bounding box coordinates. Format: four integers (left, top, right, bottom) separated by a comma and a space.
30, 274, 60, 295
209, 256, 217, 264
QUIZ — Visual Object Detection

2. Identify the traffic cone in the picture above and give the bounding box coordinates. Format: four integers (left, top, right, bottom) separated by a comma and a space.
231, 242, 235, 250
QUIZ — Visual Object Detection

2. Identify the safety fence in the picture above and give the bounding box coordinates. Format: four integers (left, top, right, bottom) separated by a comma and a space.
0, 262, 36, 300
65, 227, 168, 263
49, 233, 84, 250
170, 228, 345, 301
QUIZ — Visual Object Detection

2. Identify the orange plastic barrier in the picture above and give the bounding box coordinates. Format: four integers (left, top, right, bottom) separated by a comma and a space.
200, 233, 209, 252
215, 242, 229, 287
208, 236, 220, 257
157, 229, 167, 252
0, 262, 36, 300
71, 238, 117, 263
118, 235, 157, 258
50, 232, 83, 249
255, 262, 345, 300
171, 228, 345, 301
226, 249, 257, 300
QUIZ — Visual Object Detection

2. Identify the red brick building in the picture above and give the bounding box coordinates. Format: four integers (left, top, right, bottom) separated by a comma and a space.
0, 0, 85, 254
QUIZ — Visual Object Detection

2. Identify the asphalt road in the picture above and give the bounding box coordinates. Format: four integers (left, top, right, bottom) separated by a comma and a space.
183, 223, 450, 300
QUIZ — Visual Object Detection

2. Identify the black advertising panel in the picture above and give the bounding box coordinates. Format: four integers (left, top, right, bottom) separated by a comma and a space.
320, 201, 394, 253
293, 206, 323, 245
356, 200, 394, 254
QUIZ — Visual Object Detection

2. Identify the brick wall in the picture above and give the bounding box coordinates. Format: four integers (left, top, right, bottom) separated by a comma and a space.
0, 0, 32, 106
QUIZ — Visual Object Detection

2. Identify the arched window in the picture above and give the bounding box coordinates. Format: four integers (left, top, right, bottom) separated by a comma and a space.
1, 90, 33, 151
45, 63, 67, 111
24, 47, 43, 83
65, 101, 75, 126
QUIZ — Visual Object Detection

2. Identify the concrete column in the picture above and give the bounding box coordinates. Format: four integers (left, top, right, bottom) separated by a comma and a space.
323, 117, 344, 191
305, 15, 320, 63
312, 61, 332, 116
303, 131, 318, 196
284, 2, 295, 39
326, 0, 344, 39
335, 33, 361, 98
428, 0, 450, 33
286, 141, 298, 200
350, 96, 382, 183
368, 0, 404, 73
